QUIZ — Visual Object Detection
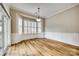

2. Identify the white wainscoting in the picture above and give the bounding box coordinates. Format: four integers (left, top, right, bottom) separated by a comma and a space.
11, 32, 79, 46
45, 32, 79, 46
11, 33, 44, 44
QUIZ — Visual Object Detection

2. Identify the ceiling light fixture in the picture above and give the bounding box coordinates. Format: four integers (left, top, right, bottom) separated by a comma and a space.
36, 8, 41, 22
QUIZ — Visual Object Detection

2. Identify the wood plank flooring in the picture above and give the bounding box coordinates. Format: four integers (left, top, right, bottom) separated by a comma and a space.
6, 38, 79, 56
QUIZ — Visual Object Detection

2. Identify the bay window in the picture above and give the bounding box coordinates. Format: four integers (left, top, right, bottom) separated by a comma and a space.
17, 15, 42, 34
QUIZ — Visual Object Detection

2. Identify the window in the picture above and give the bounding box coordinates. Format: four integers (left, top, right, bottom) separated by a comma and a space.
24, 20, 28, 34
38, 22, 42, 33
0, 25, 2, 32
27, 21, 31, 34
0, 13, 2, 32
17, 15, 42, 34
0, 5, 10, 54
24, 19, 37, 34
17, 15, 22, 34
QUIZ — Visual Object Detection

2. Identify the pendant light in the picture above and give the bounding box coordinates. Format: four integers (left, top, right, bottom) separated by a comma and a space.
36, 8, 41, 22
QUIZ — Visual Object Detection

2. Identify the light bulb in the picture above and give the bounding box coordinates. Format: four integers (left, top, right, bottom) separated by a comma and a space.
36, 18, 41, 21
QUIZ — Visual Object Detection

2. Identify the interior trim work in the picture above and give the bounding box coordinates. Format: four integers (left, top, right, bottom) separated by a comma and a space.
0, 3, 79, 56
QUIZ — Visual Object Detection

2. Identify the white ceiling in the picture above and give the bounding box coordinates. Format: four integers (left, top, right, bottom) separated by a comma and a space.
6, 3, 78, 18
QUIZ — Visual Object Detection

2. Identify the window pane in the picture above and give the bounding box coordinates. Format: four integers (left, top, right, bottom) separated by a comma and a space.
28, 27, 30, 34
18, 17, 22, 26
18, 17, 42, 34
35, 22, 36, 27
24, 20, 27, 26
28, 21, 31, 27
37, 22, 42, 33
0, 22, 2, 25
0, 12, 2, 20
31, 28, 33, 33
18, 26, 22, 34
30, 22, 32, 27
33, 22, 36, 27
38, 22, 41, 27
0, 26, 2, 32
31, 22, 34, 27
17, 15, 22, 34
38, 28, 41, 33
24, 27, 27, 34
31, 22, 32, 27
34, 28, 36, 33
29, 21, 31, 27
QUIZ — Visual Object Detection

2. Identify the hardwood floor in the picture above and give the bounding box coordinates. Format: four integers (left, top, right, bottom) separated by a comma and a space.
6, 38, 79, 56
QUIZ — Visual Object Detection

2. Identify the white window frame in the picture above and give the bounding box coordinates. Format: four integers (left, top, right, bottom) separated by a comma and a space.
17, 15, 42, 35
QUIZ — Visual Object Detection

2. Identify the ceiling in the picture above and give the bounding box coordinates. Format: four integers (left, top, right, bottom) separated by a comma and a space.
6, 3, 78, 18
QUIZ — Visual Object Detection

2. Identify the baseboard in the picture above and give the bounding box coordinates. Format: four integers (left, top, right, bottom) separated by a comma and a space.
11, 38, 45, 45
0, 46, 8, 56
45, 38, 79, 47
11, 33, 44, 44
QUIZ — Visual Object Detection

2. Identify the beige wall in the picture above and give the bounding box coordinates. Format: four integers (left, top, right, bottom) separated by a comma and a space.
45, 5, 79, 46
46, 5, 79, 33
10, 8, 17, 33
